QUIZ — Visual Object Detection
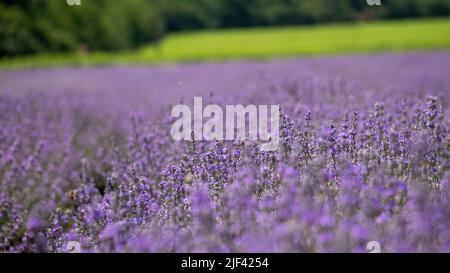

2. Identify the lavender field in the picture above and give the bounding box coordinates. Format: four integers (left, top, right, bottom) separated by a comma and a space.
0, 52, 449, 253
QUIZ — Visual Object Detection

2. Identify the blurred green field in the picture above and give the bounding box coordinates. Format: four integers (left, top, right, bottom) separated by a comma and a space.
1, 18, 449, 68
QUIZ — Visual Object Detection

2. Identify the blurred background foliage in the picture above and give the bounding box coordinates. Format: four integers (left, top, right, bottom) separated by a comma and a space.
1, 0, 449, 57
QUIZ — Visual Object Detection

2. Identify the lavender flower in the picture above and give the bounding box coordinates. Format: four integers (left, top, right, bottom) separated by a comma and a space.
0, 52, 449, 252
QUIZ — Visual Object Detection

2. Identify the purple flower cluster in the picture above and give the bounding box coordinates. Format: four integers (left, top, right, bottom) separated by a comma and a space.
0, 52, 449, 252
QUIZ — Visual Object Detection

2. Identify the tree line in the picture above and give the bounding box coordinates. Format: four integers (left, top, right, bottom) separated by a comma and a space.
1, 0, 449, 56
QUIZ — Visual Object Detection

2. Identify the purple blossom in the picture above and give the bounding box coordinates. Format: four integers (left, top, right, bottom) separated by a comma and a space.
0, 52, 449, 252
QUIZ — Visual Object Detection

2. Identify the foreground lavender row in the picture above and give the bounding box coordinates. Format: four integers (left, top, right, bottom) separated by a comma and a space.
0, 53, 449, 252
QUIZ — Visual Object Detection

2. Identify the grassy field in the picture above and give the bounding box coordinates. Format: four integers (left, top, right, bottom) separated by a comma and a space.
1, 18, 449, 68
